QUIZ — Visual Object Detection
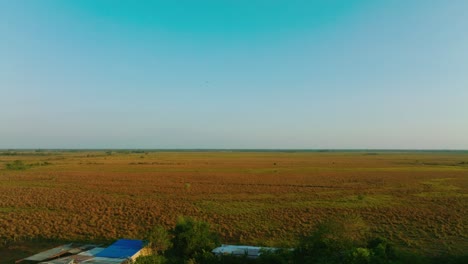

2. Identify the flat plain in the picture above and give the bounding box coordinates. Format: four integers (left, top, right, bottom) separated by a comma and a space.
0, 150, 467, 262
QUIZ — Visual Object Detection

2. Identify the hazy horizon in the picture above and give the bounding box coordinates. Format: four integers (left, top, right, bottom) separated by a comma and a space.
1, 1, 467, 149
1, 148, 468, 152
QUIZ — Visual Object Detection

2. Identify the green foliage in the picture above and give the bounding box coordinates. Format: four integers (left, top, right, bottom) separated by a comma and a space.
366, 237, 397, 263
295, 215, 369, 263
146, 225, 172, 254
148, 215, 444, 264
5, 160, 29, 170
345, 247, 371, 264
217, 254, 256, 264
191, 249, 224, 264
170, 216, 220, 258
137, 217, 467, 264
4, 160, 51, 170
134, 255, 167, 264
293, 222, 432, 264
257, 248, 294, 264
430, 254, 468, 264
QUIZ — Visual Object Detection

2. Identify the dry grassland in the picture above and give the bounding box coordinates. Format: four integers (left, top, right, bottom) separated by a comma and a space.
0, 151, 467, 261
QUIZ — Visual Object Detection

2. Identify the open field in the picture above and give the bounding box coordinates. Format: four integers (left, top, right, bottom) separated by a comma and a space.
0, 150, 467, 262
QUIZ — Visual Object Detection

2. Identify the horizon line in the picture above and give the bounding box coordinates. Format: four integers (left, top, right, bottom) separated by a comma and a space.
1, 148, 468, 152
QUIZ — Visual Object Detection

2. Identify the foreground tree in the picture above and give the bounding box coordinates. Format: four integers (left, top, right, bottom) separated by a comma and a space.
295, 214, 370, 263
170, 216, 220, 259
145, 225, 172, 255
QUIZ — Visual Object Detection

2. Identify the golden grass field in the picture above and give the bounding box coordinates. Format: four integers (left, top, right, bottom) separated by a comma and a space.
0, 150, 467, 262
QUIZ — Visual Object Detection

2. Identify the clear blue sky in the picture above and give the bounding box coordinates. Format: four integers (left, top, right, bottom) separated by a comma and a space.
1, 0, 467, 149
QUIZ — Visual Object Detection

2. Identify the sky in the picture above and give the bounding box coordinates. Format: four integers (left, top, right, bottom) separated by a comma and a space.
1, 0, 467, 149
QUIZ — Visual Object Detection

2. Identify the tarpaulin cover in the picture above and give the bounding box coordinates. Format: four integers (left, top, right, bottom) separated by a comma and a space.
95, 239, 144, 258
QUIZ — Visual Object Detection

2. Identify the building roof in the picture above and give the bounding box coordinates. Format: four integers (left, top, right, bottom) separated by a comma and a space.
73, 257, 127, 264
18, 244, 97, 263
39, 247, 105, 264
95, 239, 144, 259
212, 244, 279, 258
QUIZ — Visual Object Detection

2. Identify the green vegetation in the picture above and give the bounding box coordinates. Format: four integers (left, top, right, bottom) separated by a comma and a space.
134, 255, 167, 264
294, 215, 391, 264
136, 217, 221, 263
170, 216, 220, 259
135, 216, 468, 264
4, 160, 51, 170
5, 160, 29, 170
146, 225, 172, 254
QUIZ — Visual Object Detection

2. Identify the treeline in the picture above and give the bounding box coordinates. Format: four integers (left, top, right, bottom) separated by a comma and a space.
135, 215, 467, 264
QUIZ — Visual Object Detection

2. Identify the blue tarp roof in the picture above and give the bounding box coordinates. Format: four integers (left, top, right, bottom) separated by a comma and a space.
95, 239, 144, 258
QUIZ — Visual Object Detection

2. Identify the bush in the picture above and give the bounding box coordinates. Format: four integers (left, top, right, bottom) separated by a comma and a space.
6, 160, 28, 170
367, 237, 397, 263
257, 248, 294, 264
345, 247, 371, 264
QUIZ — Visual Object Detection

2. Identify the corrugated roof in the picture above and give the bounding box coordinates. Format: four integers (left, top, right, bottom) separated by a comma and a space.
40, 255, 92, 264
212, 244, 280, 258
78, 247, 106, 257
19, 244, 99, 262
81, 257, 127, 263
95, 239, 144, 259
22, 244, 75, 261
39, 247, 105, 264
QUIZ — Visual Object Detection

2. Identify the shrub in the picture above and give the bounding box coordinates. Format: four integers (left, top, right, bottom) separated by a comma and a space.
367, 237, 397, 263
5, 160, 28, 170
345, 247, 371, 264
257, 248, 294, 264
